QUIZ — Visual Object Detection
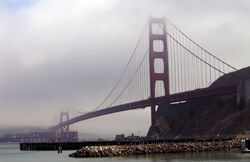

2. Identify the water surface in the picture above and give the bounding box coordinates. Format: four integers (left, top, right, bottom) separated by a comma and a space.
1, 143, 250, 162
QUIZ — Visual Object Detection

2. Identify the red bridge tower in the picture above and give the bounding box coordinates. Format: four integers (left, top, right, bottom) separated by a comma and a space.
149, 18, 170, 125
60, 112, 69, 133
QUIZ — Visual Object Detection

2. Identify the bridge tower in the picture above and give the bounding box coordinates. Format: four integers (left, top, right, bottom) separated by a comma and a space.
60, 112, 69, 133
149, 18, 169, 125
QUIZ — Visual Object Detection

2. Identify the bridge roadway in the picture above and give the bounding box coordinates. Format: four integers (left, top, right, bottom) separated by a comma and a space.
51, 83, 237, 130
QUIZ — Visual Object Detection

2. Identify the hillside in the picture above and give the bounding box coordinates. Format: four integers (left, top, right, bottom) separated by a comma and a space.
147, 67, 250, 138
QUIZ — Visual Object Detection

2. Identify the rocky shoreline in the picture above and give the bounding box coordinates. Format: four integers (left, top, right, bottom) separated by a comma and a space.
69, 139, 240, 158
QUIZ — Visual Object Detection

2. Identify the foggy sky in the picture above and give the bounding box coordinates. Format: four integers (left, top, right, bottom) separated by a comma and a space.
0, 0, 250, 137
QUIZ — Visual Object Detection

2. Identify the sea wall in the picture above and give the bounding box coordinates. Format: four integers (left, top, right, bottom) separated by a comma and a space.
69, 139, 240, 158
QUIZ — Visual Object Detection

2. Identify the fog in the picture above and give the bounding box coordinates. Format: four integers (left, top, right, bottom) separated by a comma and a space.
0, 0, 250, 137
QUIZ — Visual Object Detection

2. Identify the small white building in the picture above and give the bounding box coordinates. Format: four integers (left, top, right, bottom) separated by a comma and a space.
245, 130, 250, 138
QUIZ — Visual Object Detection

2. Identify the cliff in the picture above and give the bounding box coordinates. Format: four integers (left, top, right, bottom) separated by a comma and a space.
147, 66, 250, 138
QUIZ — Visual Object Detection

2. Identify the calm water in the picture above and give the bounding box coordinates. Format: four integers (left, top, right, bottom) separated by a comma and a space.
1, 143, 250, 162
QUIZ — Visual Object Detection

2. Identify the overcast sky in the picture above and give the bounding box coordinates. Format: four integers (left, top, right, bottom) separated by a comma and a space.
0, 0, 250, 137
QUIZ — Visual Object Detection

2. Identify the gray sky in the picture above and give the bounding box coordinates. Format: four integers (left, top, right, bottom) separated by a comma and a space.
0, 0, 250, 137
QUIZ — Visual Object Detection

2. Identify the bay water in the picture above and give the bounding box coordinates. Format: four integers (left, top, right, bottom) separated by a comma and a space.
1, 143, 250, 162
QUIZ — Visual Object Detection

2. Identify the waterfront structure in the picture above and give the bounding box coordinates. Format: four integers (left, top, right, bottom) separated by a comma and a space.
115, 133, 145, 141
241, 139, 250, 153
20, 137, 236, 151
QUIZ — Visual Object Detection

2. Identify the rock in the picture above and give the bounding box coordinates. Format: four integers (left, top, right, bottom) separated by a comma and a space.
69, 139, 240, 158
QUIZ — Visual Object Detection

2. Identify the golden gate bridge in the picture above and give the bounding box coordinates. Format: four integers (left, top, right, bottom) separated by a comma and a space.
51, 17, 249, 131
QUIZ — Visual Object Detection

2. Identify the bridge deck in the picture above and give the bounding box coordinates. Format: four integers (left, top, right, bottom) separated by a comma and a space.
51, 83, 237, 130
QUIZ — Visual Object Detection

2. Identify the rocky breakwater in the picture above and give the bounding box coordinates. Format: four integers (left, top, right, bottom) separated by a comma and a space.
69, 139, 240, 158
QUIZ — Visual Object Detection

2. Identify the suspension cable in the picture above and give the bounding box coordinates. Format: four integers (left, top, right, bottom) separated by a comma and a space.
92, 23, 147, 111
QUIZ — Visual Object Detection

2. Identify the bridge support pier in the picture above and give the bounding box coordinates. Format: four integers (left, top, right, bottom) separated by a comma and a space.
151, 105, 156, 125
237, 79, 250, 108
